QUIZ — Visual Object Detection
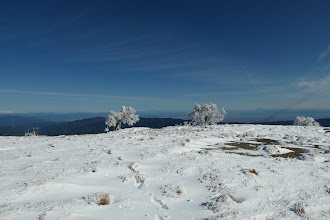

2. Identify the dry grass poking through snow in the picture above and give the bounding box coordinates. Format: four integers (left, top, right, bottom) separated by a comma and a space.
254, 138, 279, 145
249, 169, 258, 175
216, 138, 307, 158
83, 193, 110, 206
97, 194, 110, 206
161, 185, 185, 199
226, 141, 261, 150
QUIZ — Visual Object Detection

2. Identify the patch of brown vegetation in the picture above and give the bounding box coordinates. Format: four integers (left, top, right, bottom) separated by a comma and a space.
198, 149, 211, 155
202, 147, 222, 151
178, 141, 185, 146
203, 138, 309, 159
224, 152, 260, 157
253, 138, 278, 145
303, 145, 319, 149
226, 142, 261, 150
271, 152, 301, 158
249, 169, 258, 175
97, 194, 110, 206
203, 143, 260, 157
176, 188, 183, 195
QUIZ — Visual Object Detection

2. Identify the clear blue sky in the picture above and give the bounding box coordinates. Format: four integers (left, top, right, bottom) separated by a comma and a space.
1, 0, 330, 113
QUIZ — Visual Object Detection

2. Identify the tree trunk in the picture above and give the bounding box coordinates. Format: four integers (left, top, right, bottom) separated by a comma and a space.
114, 120, 121, 130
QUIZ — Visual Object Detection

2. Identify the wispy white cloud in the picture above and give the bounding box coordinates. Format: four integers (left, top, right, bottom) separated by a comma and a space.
69, 38, 207, 73
184, 91, 263, 96
317, 46, 330, 62
296, 75, 330, 93
0, 89, 154, 101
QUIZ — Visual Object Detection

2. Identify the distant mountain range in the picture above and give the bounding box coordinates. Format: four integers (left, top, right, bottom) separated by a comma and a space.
0, 115, 55, 127
0, 114, 329, 136
3, 109, 330, 122
0, 115, 185, 136
38, 117, 185, 136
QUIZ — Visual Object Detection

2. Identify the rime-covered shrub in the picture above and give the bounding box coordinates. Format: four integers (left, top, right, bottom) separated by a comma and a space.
105, 106, 139, 131
294, 116, 320, 127
188, 103, 227, 126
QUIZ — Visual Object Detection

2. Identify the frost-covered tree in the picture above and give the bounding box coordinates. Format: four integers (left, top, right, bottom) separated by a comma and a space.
105, 106, 139, 131
294, 116, 320, 127
188, 103, 227, 126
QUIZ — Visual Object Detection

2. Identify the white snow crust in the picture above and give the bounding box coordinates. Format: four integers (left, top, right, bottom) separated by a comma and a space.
0, 124, 329, 219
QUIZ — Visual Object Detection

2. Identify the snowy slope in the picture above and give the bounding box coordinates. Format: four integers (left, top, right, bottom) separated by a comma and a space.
0, 125, 329, 220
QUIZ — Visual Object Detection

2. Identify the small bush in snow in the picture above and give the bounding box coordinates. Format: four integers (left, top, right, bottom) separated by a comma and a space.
161, 185, 184, 199
294, 116, 320, 127
105, 106, 139, 131
188, 103, 227, 126
83, 192, 110, 206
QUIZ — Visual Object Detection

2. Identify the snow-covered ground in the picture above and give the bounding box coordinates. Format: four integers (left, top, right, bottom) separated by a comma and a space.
0, 124, 329, 220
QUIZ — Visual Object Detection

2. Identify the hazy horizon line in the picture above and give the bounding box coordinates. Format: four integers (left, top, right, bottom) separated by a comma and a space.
2, 108, 330, 115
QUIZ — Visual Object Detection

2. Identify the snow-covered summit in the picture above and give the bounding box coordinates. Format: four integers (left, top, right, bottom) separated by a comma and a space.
0, 124, 329, 219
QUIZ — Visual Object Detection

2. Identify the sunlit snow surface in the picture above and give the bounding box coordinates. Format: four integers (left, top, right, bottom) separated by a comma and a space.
0, 125, 329, 220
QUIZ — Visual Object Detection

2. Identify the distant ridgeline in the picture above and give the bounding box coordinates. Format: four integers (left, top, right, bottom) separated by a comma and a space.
0, 116, 185, 136
0, 115, 329, 136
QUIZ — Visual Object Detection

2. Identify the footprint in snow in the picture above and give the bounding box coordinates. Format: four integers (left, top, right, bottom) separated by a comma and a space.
151, 196, 168, 209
